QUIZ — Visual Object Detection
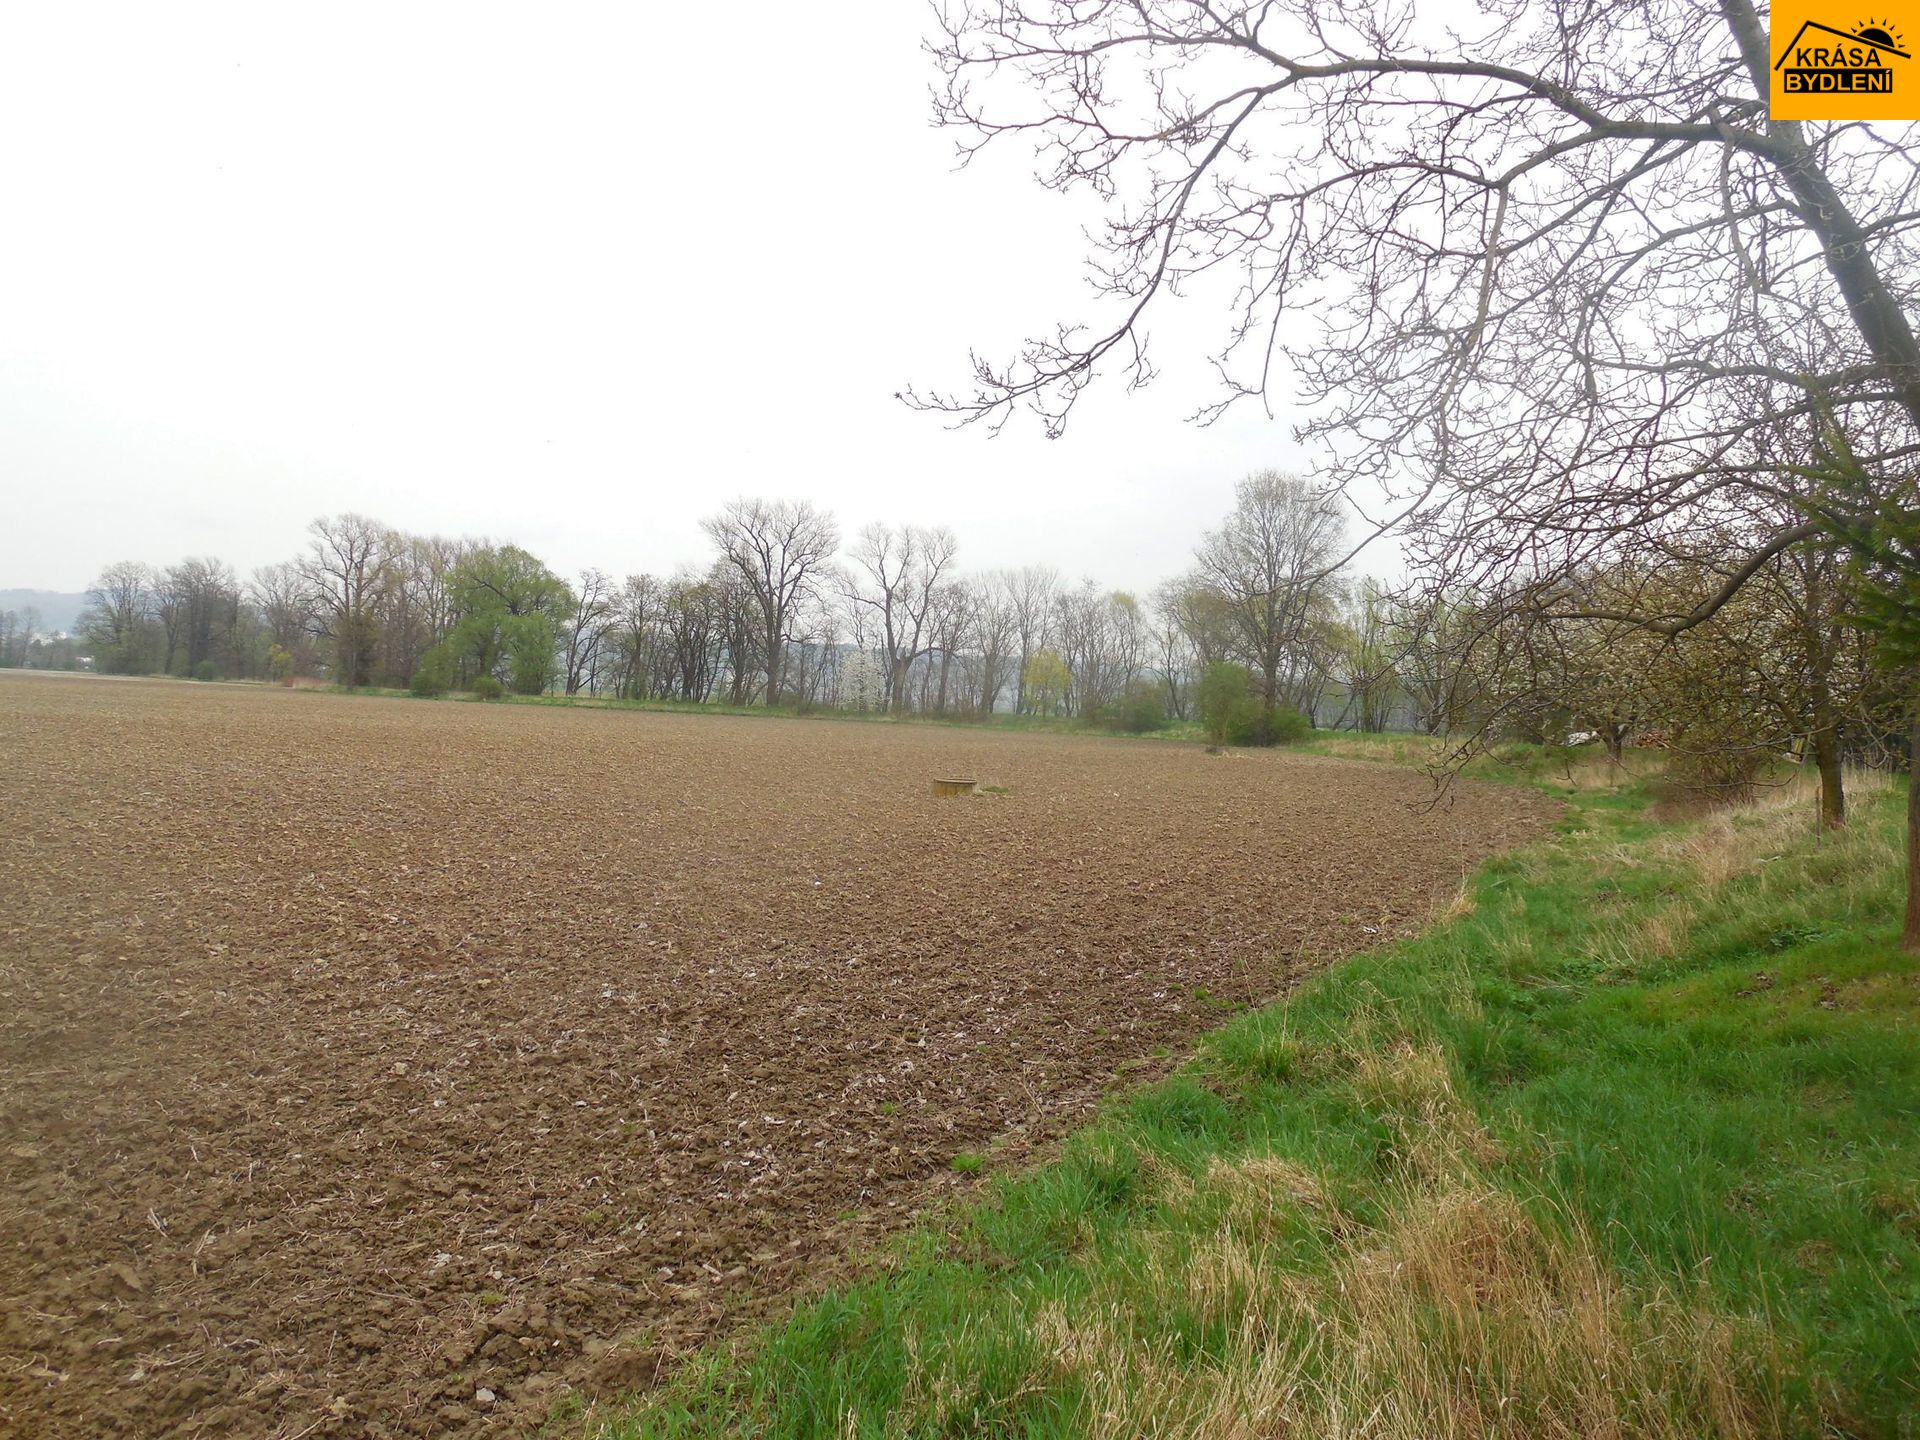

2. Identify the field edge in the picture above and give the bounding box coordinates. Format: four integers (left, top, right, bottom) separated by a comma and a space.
579, 771, 1919, 1440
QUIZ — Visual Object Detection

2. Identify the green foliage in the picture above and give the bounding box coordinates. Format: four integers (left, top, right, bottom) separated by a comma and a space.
1196, 660, 1252, 744
1200, 662, 1309, 745
1221, 696, 1268, 745
1264, 702, 1311, 745
1101, 679, 1167, 734
191, 659, 217, 682
443, 544, 572, 696
266, 644, 294, 683
1022, 648, 1071, 716
507, 620, 557, 695
1798, 424, 1920, 670
470, 674, 504, 701
409, 645, 454, 697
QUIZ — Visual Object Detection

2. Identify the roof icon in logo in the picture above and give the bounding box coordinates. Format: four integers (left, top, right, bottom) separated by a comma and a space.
1774, 18, 1912, 65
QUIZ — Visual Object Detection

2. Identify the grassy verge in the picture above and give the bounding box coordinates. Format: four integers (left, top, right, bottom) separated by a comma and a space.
582, 769, 1919, 1439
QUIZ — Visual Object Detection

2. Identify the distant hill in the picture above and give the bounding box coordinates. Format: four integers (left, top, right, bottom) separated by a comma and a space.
0, 590, 88, 636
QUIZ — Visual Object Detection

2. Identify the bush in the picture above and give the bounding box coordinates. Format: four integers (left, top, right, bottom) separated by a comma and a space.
1265, 703, 1312, 744
191, 659, 218, 682
1104, 680, 1168, 734
1220, 695, 1263, 745
470, 674, 505, 702
1189, 663, 1319, 746
1223, 697, 1312, 746
1653, 742, 1768, 811
1198, 662, 1254, 745
1212, 689, 1311, 748
410, 646, 454, 698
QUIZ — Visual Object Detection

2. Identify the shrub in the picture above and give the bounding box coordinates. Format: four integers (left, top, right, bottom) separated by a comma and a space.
191, 659, 218, 682
410, 646, 454, 698
1223, 694, 1268, 745
470, 675, 505, 702
1221, 695, 1312, 747
1267, 703, 1311, 744
1654, 742, 1768, 811
1104, 679, 1168, 734
1198, 662, 1254, 744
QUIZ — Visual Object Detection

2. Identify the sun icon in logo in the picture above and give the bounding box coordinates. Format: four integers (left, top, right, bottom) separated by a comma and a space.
1856, 18, 1907, 51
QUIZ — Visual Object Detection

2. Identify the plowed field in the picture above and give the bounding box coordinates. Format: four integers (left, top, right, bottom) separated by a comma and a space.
0, 673, 1551, 1437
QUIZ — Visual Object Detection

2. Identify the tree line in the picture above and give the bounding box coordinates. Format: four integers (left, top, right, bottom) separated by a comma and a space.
7, 468, 1904, 795
31, 472, 1398, 730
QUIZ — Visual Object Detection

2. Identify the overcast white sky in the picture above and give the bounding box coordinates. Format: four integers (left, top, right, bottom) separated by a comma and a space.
1, 3, 1329, 597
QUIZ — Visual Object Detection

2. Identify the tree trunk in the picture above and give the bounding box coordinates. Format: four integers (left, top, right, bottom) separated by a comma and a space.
1905, 705, 1919, 953
1810, 685, 1846, 832
1805, 600, 1846, 831
764, 622, 783, 706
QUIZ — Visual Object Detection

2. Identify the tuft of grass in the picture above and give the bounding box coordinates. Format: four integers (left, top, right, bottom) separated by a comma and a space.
949, 1153, 985, 1175
586, 773, 1918, 1440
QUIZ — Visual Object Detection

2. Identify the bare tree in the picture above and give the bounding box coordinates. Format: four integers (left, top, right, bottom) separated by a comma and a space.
298, 514, 393, 686
0, 611, 24, 669
1194, 471, 1346, 713
1333, 580, 1401, 735
81, 561, 154, 673
702, 498, 839, 705
971, 578, 1019, 715
151, 565, 188, 675
251, 562, 316, 675
842, 523, 959, 711
913, 3, 1919, 539
913, 0, 1920, 946
373, 535, 464, 686
606, 574, 661, 699
161, 557, 241, 677
664, 572, 722, 702
926, 576, 978, 714
563, 568, 617, 695
1148, 581, 1205, 720
997, 565, 1059, 714
1053, 581, 1143, 716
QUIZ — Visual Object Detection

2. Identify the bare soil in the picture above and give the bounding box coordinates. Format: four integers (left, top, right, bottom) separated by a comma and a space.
0, 673, 1551, 1437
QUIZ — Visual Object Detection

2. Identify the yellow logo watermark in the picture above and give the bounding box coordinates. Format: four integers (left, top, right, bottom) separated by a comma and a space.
1771, 9, 1918, 118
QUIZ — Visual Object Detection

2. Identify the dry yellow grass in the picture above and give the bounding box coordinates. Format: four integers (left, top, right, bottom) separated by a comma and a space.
1039, 1060, 1773, 1440
1580, 766, 1899, 976
874, 1044, 1782, 1440
1685, 767, 1889, 873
